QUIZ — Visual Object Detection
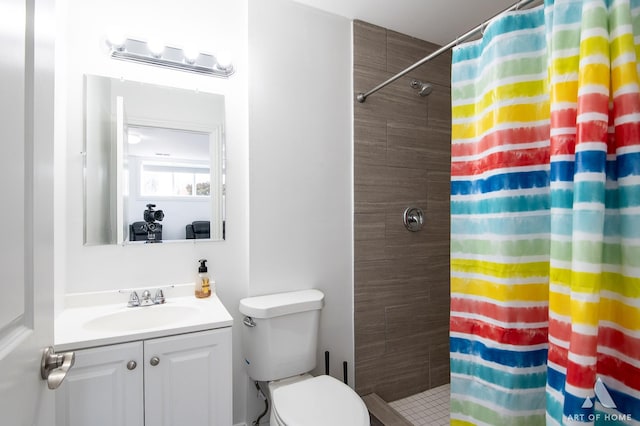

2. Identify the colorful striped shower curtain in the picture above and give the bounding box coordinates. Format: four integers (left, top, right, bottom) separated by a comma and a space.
451, 0, 640, 424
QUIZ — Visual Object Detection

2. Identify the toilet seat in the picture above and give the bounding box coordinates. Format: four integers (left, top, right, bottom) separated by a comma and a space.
271, 375, 369, 426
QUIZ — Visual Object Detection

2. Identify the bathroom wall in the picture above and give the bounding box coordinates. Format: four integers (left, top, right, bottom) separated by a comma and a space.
54, 0, 249, 422
353, 21, 452, 402
247, 0, 354, 393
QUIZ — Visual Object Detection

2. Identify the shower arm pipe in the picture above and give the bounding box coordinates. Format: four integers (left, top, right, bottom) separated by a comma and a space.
355, 0, 543, 103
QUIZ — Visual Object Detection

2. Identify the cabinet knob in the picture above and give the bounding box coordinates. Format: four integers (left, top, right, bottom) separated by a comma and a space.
126, 360, 137, 370
150, 356, 160, 366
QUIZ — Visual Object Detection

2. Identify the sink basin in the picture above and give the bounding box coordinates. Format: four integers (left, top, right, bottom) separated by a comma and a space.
83, 305, 200, 332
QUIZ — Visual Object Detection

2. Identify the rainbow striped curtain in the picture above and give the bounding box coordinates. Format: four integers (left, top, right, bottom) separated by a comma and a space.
451, 0, 640, 424
547, 0, 640, 424
451, 5, 550, 425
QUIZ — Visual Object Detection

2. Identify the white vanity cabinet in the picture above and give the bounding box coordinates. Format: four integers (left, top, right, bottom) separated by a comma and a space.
55, 341, 144, 426
143, 328, 232, 426
55, 328, 232, 426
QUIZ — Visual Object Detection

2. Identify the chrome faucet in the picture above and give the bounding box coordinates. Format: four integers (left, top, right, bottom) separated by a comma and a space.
127, 289, 167, 307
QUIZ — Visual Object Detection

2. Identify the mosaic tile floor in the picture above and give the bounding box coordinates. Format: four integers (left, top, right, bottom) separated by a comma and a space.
389, 384, 450, 426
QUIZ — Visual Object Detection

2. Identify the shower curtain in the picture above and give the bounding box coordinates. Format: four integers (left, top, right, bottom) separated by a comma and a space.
450, 0, 640, 424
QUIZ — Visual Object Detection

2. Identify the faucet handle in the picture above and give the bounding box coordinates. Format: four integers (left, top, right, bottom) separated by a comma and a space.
128, 291, 140, 307
140, 289, 154, 306
154, 289, 165, 304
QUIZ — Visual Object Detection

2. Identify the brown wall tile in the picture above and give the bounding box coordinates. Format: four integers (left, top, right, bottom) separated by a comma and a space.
355, 164, 429, 214
354, 20, 452, 402
355, 118, 387, 166
428, 83, 452, 130
386, 30, 452, 88
354, 20, 387, 71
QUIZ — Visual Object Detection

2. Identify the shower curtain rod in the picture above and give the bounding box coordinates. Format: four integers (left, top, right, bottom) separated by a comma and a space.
355, 0, 543, 103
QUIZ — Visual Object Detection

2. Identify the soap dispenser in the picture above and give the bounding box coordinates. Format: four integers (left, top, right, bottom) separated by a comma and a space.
195, 259, 211, 298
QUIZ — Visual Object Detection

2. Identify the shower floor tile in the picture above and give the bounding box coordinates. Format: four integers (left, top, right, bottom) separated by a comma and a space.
389, 384, 450, 426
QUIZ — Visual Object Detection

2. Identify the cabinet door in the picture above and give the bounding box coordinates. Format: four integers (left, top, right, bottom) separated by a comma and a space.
55, 342, 144, 426
144, 328, 232, 426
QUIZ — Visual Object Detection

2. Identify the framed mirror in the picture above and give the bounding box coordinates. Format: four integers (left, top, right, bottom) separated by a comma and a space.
83, 75, 226, 245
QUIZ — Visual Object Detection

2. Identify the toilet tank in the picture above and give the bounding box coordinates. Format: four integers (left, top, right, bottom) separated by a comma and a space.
239, 289, 324, 381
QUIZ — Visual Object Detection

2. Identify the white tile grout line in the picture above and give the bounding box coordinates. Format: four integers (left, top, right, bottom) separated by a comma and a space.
388, 384, 450, 426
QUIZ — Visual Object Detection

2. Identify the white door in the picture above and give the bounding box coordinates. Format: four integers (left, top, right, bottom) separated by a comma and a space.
0, 0, 56, 424
56, 342, 144, 426
144, 329, 232, 426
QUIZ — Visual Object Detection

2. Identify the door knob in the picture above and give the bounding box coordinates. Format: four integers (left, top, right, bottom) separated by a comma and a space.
40, 346, 75, 390
150, 356, 160, 366
127, 360, 137, 370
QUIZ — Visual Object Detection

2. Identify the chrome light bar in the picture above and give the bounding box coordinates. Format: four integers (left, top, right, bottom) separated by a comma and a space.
109, 38, 234, 78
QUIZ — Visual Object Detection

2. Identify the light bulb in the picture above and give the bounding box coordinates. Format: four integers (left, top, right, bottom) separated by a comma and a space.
215, 52, 233, 71
106, 29, 126, 51
183, 46, 200, 64
147, 39, 165, 58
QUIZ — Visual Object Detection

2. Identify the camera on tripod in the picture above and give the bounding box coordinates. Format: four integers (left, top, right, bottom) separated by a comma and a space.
143, 204, 164, 242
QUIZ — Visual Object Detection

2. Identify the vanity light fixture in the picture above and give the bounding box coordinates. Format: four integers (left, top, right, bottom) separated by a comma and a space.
106, 37, 235, 78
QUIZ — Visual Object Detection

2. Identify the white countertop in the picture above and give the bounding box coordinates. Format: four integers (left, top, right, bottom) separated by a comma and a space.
55, 285, 233, 351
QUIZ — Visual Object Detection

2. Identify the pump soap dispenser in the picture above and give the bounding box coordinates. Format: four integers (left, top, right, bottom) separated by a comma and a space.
195, 259, 211, 298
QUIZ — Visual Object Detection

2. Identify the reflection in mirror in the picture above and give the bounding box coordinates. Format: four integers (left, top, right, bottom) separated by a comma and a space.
127, 126, 213, 242
83, 75, 225, 245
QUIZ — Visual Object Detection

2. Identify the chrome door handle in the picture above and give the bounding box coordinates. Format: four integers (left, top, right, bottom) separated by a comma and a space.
41, 346, 75, 390
150, 356, 160, 366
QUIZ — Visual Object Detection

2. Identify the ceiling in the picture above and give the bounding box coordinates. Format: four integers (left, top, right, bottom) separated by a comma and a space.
290, 0, 518, 45
128, 126, 209, 161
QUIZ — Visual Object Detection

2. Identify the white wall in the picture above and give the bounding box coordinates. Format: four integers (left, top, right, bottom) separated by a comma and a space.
248, 0, 354, 419
55, 0, 249, 422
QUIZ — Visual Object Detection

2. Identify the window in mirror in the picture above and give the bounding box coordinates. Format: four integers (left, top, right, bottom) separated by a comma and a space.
129, 125, 211, 199
140, 163, 211, 197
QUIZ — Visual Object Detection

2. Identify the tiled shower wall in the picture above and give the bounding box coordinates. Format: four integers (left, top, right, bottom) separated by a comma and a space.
353, 20, 452, 402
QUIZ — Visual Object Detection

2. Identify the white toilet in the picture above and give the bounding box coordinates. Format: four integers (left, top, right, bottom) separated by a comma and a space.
240, 289, 370, 426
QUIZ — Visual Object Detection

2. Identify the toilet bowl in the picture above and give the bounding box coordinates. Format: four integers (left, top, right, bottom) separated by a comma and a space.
239, 289, 370, 426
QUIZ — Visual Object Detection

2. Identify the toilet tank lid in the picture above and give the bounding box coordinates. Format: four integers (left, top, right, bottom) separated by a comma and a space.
239, 289, 324, 319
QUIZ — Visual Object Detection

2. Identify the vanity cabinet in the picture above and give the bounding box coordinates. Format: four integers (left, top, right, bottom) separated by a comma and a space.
55, 328, 231, 426
143, 329, 232, 426
55, 341, 143, 426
